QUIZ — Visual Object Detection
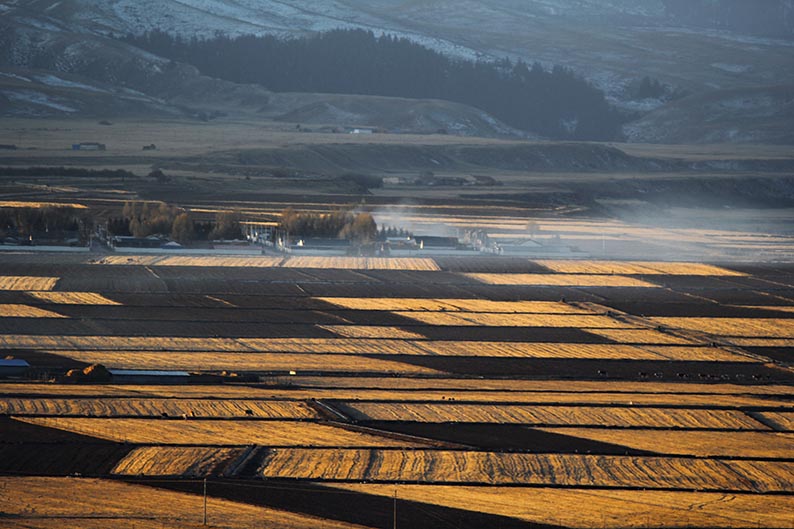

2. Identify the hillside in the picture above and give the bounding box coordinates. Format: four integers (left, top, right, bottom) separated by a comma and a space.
2, 0, 793, 143
13, 0, 794, 100
0, 7, 518, 137
625, 85, 794, 144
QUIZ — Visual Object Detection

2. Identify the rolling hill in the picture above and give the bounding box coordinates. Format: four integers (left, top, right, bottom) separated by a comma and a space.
1, 0, 793, 143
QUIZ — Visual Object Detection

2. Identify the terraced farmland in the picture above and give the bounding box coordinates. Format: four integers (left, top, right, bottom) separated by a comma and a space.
327, 484, 794, 528
260, 448, 793, 492
15, 417, 427, 447
0, 276, 59, 291
342, 402, 767, 429
1, 254, 792, 529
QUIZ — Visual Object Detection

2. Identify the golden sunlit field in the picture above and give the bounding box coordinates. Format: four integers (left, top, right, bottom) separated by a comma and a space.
0, 304, 66, 318
535, 260, 747, 276
0, 276, 59, 291
465, 273, 660, 287
26, 291, 122, 305
0, 250, 792, 529
15, 417, 428, 447
328, 484, 794, 528
342, 402, 767, 429
260, 448, 793, 492
0, 477, 368, 529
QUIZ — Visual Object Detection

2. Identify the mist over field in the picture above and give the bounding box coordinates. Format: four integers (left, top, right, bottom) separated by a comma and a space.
2, 2, 794, 528
0, 0, 792, 143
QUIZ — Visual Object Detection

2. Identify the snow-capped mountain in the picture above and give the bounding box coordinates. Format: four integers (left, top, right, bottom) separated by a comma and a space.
1, 0, 793, 142
8, 0, 793, 97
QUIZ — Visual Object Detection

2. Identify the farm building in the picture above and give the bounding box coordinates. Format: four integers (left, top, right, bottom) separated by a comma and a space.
284, 238, 351, 255
71, 142, 106, 151
243, 222, 276, 245
0, 358, 30, 378
108, 369, 190, 385
110, 236, 164, 249
414, 236, 460, 250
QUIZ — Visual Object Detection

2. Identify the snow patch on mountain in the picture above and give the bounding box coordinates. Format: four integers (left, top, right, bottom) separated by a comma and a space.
35, 74, 106, 93
3, 89, 78, 113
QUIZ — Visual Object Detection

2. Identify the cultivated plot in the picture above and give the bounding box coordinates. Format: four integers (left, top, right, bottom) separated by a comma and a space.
260, 448, 792, 492
0, 398, 316, 419
0, 477, 368, 529
465, 273, 659, 287
534, 260, 746, 276
0, 304, 66, 318
0, 276, 59, 291
26, 291, 122, 305
329, 484, 794, 528
15, 417, 428, 447
342, 402, 767, 429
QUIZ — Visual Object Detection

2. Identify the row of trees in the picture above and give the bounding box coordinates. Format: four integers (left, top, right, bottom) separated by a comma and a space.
0, 206, 89, 241
107, 202, 242, 243
280, 207, 377, 242
124, 29, 624, 140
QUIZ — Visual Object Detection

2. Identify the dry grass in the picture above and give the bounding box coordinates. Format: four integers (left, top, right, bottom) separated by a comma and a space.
0, 383, 289, 398
329, 484, 794, 528
282, 257, 440, 270
2, 383, 790, 408
229, 338, 423, 355
535, 260, 746, 276
0, 304, 66, 318
0, 335, 247, 351
465, 273, 659, 287
0, 201, 86, 209
260, 449, 789, 492
95, 255, 284, 267
538, 428, 794, 458
734, 305, 794, 314
92, 255, 438, 270
0, 477, 368, 529
757, 412, 794, 431
652, 317, 794, 337
43, 351, 443, 375
0, 276, 59, 291
343, 402, 766, 429
638, 346, 756, 362
317, 325, 426, 339
27, 291, 122, 305
280, 376, 794, 395
112, 446, 243, 476
727, 460, 794, 492
15, 417, 428, 447
726, 337, 794, 347
0, 398, 316, 418
584, 328, 699, 345
394, 311, 633, 328
411, 342, 662, 359
317, 297, 590, 313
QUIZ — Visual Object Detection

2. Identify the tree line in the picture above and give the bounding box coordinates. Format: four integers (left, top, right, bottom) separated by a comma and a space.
107, 202, 242, 243
0, 206, 89, 240
280, 207, 377, 242
124, 29, 624, 140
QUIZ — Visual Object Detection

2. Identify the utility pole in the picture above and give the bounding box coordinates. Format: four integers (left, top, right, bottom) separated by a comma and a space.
393, 488, 397, 529
203, 478, 208, 526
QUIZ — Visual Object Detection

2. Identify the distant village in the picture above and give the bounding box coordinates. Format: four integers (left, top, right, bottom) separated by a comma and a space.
1, 201, 581, 258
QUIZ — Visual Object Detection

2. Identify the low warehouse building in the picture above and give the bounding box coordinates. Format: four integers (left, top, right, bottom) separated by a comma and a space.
0, 358, 31, 378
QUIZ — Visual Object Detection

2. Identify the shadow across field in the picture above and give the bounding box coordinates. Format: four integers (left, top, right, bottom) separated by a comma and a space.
0, 417, 133, 476
137, 478, 562, 529
359, 422, 659, 455
372, 356, 794, 383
